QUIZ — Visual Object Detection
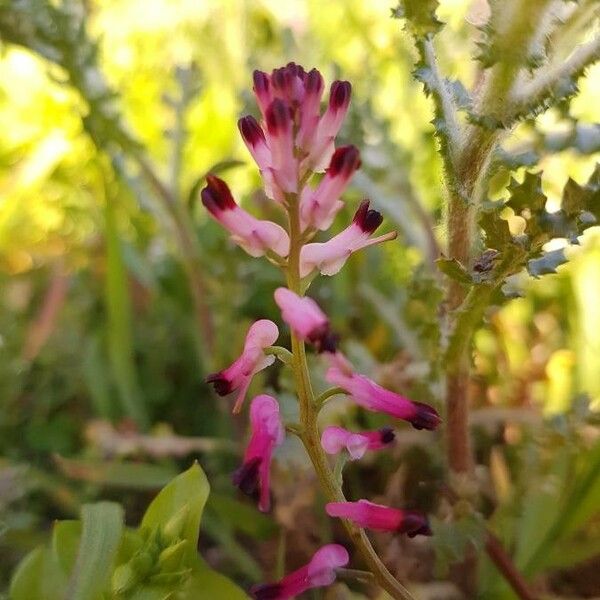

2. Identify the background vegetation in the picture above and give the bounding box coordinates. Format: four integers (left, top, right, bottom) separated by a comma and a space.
0, 0, 599, 598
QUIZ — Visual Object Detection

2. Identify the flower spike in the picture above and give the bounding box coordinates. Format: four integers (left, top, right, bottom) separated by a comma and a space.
206, 319, 279, 413
326, 353, 441, 430
274, 287, 338, 353
233, 395, 284, 512
250, 544, 349, 599
321, 425, 395, 459
201, 175, 289, 258
326, 500, 432, 537
300, 200, 397, 276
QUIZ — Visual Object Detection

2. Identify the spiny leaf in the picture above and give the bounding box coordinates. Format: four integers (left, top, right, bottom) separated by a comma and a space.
480, 208, 512, 249
527, 248, 568, 277
393, 0, 443, 37
436, 257, 472, 285
506, 171, 547, 212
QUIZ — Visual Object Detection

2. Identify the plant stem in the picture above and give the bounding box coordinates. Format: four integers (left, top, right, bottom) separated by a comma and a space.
284, 192, 415, 600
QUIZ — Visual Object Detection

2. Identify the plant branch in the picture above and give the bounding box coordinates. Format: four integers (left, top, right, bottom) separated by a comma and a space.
485, 533, 538, 600
507, 34, 600, 123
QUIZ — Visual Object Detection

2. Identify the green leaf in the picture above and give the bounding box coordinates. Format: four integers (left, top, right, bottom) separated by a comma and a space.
105, 199, 148, 428
9, 546, 66, 600
54, 455, 178, 490
436, 257, 472, 285
52, 520, 82, 574
141, 462, 209, 561
181, 561, 248, 600
67, 502, 124, 600
207, 493, 279, 540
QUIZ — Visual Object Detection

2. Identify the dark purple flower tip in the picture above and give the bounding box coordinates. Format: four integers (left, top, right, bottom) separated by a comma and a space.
285, 61, 306, 79
398, 511, 432, 538
305, 68, 324, 95
329, 80, 351, 110
238, 115, 266, 146
205, 372, 232, 396
253, 70, 270, 95
307, 323, 339, 354
409, 402, 442, 431
353, 200, 383, 233
201, 175, 237, 212
271, 67, 292, 92
328, 145, 361, 178
232, 456, 262, 498
250, 583, 284, 600
266, 98, 292, 134
379, 427, 396, 445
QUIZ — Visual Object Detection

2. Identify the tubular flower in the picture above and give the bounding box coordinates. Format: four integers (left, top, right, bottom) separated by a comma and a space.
321, 425, 395, 460
303, 80, 352, 173
250, 544, 349, 600
300, 200, 397, 276
201, 175, 289, 258
232, 395, 284, 512
326, 500, 432, 538
325, 354, 441, 430
206, 319, 279, 413
274, 287, 337, 353
300, 145, 361, 231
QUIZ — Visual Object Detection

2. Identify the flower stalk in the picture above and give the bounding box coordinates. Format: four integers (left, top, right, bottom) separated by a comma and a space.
284, 186, 416, 600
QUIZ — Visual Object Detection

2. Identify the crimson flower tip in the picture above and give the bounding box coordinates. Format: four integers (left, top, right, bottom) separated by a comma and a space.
399, 511, 433, 538
328, 145, 361, 178
238, 115, 266, 146
266, 98, 291, 134
201, 174, 237, 212
305, 68, 324, 94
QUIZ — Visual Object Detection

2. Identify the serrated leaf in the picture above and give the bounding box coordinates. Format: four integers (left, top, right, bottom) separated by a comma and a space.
506, 172, 546, 212
480, 209, 512, 249
141, 462, 209, 562
562, 177, 586, 215
398, 0, 443, 37
527, 248, 568, 277
67, 502, 124, 600
436, 257, 472, 285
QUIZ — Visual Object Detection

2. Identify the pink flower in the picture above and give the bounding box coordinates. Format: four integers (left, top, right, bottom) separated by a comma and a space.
300, 145, 361, 231
326, 500, 432, 537
326, 355, 441, 430
253, 70, 273, 117
201, 175, 289, 257
206, 319, 279, 413
251, 544, 349, 599
297, 68, 325, 151
274, 287, 337, 352
300, 200, 397, 276
233, 395, 284, 512
321, 425, 395, 459
302, 80, 352, 173
265, 99, 298, 194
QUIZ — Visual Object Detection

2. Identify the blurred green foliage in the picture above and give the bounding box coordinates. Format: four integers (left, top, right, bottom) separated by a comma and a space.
0, 0, 599, 598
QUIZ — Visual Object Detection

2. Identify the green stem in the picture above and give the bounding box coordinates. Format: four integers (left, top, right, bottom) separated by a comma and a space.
315, 387, 346, 410
284, 192, 415, 600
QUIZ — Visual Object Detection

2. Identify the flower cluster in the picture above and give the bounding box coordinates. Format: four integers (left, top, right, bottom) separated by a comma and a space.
203, 63, 440, 598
